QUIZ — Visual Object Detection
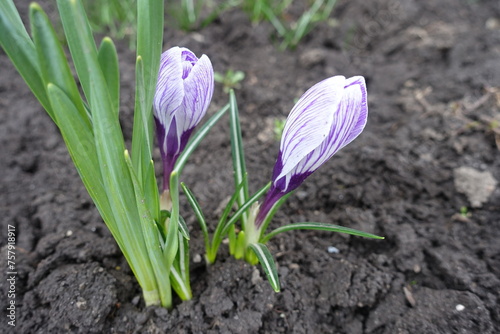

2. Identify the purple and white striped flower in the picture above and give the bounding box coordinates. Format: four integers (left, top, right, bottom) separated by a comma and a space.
255, 75, 368, 227
153, 47, 214, 191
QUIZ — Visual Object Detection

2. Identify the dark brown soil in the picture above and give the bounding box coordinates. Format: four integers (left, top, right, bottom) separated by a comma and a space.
1, 0, 500, 333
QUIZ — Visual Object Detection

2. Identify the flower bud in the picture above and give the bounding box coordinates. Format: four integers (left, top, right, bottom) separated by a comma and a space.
153, 47, 214, 190
256, 76, 368, 227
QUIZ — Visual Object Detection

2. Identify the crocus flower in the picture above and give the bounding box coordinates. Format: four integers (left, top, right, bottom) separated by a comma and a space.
255, 75, 368, 227
153, 47, 214, 191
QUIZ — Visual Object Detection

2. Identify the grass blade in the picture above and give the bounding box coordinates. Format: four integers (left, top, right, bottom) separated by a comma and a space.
261, 222, 385, 243
248, 243, 280, 292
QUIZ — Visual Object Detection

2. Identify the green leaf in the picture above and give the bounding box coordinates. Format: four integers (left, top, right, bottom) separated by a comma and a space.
131, 55, 154, 186
124, 150, 171, 308
57, 0, 97, 104
131, 0, 164, 183
261, 222, 385, 243
30, 3, 87, 123
229, 90, 249, 225
132, 56, 160, 218
0, 0, 51, 117
145, 160, 161, 222
98, 37, 120, 117
234, 230, 246, 260
170, 232, 192, 300
178, 215, 190, 240
163, 172, 180, 268
174, 103, 230, 174
136, 0, 163, 109
248, 243, 281, 292
181, 182, 209, 250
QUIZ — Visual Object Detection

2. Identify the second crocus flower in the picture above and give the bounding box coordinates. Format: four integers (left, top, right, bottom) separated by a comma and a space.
255, 75, 368, 227
153, 46, 214, 194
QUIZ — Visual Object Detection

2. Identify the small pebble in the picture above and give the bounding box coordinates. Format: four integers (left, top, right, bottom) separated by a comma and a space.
66, 230, 73, 237
193, 254, 202, 263
76, 299, 87, 310
327, 246, 340, 254
403, 286, 416, 307
456, 304, 465, 311
251, 268, 262, 285
131, 295, 141, 306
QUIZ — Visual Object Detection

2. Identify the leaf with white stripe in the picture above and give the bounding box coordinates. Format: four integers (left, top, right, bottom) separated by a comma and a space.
261, 221, 384, 243
248, 243, 280, 292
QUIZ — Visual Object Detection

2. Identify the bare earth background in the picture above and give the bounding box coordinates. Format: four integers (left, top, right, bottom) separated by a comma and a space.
1, 0, 500, 333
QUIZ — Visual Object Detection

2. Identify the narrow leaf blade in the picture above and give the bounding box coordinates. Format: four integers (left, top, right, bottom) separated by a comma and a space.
178, 215, 190, 240
98, 37, 120, 117
248, 243, 281, 292
131, 0, 164, 183
57, 0, 97, 103
163, 172, 180, 268
229, 90, 249, 213
170, 232, 192, 300
181, 182, 209, 247
30, 3, 87, 124
262, 222, 385, 243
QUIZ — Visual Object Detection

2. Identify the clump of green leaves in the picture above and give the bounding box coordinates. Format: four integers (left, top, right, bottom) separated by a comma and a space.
168, 0, 339, 49
168, 0, 239, 31
242, 0, 338, 49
